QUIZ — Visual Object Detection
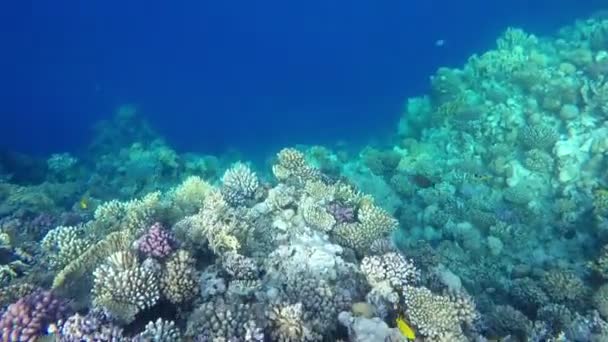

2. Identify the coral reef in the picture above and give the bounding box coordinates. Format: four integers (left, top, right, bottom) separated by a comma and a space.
5, 11, 608, 342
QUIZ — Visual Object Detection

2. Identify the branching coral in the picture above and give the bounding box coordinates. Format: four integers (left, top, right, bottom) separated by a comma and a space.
333, 200, 398, 254
92, 191, 160, 237
541, 269, 588, 306
160, 250, 199, 305
185, 297, 262, 341
0, 289, 70, 342
272, 148, 321, 184
59, 311, 125, 342
402, 286, 474, 339
41, 225, 92, 270
267, 302, 316, 342
52, 230, 133, 289
92, 251, 160, 323
166, 175, 213, 217
135, 222, 177, 259
221, 162, 260, 206
361, 252, 419, 295
134, 318, 182, 342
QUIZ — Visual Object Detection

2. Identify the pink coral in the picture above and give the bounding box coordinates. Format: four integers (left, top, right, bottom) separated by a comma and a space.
0, 289, 70, 342
136, 222, 177, 259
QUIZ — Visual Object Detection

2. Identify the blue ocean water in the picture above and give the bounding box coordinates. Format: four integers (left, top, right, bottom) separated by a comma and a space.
1, 0, 604, 158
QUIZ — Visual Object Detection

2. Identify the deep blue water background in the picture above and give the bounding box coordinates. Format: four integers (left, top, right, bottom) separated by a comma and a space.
1, 0, 605, 159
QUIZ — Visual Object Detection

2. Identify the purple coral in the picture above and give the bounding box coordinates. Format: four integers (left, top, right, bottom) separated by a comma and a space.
0, 289, 70, 342
136, 222, 177, 259
327, 202, 356, 224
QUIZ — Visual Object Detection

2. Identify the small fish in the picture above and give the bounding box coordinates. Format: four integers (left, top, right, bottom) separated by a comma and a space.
472, 172, 492, 182
79, 197, 88, 210
435, 39, 445, 47
395, 316, 416, 340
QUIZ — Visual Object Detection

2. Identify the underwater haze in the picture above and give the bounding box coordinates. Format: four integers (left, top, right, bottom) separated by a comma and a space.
2, 0, 604, 157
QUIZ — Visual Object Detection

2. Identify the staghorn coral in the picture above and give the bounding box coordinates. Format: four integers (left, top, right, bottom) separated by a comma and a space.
41, 225, 92, 270
221, 162, 260, 206
134, 318, 182, 342
333, 200, 398, 254
92, 251, 160, 323
135, 222, 177, 259
160, 249, 199, 305
0, 289, 70, 342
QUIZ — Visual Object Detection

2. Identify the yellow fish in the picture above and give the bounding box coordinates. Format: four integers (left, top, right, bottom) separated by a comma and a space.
79, 197, 88, 210
396, 316, 416, 340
